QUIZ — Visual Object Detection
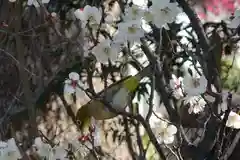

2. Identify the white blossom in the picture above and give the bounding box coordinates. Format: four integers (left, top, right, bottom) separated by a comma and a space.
74, 5, 102, 29
182, 74, 207, 96
152, 120, 177, 144
64, 133, 81, 150
124, 5, 144, 21
228, 9, 240, 28
116, 20, 144, 44
34, 137, 52, 158
74, 8, 84, 20
184, 96, 206, 114
92, 39, 118, 63
149, 111, 164, 130
141, 18, 153, 33
0, 141, 8, 157
112, 30, 127, 48
169, 74, 184, 99
105, 15, 115, 24
131, 0, 148, 9
0, 138, 21, 160
34, 137, 68, 160
51, 12, 57, 18
51, 146, 68, 160
175, 12, 190, 29
64, 72, 85, 96
149, 0, 181, 28
27, 0, 50, 7
221, 111, 240, 129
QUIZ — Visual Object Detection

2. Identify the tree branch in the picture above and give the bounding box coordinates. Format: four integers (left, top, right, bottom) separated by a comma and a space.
14, 1, 37, 140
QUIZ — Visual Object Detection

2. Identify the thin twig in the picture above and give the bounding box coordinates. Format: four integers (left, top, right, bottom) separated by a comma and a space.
164, 144, 180, 160
15, 1, 37, 141
0, 48, 36, 76
221, 130, 240, 160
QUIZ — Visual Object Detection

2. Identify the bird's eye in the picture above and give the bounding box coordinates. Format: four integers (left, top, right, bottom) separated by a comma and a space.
76, 120, 82, 126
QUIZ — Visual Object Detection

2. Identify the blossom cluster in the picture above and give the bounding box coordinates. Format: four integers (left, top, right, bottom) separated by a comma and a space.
6, 0, 240, 159
69, 0, 183, 146
0, 128, 101, 159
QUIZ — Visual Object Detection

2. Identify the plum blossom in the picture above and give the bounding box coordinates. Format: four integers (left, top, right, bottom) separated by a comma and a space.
228, 9, 240, 28
50, 146, 69, 160
34, 137, 68, 160
74, 5, 102, 29
27, 0, 50, 7
131, 0, 148, 9
92, 39, 118, 63
124, 5, 144, 21
149, 0, 181, 28
184, 96, 206, 114
149, 113, 177, 144
51, 12, 57, 18
169, 74, 184, 99
221, 111, 240, 129
0, 141, 8, 157
182, 74, 207, 96
152, 120, 177, 144
116, 20, 144, 44
64, 72, 85, 96
0, 138, 21, 160
33, 137, 52, 158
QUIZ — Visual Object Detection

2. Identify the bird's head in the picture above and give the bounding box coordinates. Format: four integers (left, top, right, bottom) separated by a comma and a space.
75, 104, 92, 134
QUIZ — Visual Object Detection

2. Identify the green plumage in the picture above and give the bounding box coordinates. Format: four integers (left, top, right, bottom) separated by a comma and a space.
75, 65, 152, 132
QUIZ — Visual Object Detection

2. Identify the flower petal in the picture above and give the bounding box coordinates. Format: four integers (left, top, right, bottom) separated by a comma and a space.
64, 84, 75, 94
64, 79, 71, 84
69, 72, 80, 81
51, 146, 68, 160
228, 17, 240, 28
74, 9, 85, 20
0, 141, 7, 148
156, 120, 168, 132
163, 135, 175, 144
75, 87, 86, 97
233, 121, 240, 129
34, 137, 43, 148
7, 138, 20, 152
93, 126, 101, 147
166, 125, 177, 135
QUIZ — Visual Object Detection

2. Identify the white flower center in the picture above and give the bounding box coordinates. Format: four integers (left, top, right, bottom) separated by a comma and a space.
128, 25, 137, 34
132, 8, 139, 16
144, 11, 153, 21
161, 7, 171, 15
88, 14, 96, 22
103, 47, 110, 55
192, 78, 200, 88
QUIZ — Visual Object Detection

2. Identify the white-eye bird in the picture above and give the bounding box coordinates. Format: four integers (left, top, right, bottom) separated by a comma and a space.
75, 65, 152, 132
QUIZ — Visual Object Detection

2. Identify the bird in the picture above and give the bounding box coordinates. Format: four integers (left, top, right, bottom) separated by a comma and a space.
75, 65, 152, 133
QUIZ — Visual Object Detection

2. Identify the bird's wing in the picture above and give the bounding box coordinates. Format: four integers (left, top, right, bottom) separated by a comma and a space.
87, 100, 117, 120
